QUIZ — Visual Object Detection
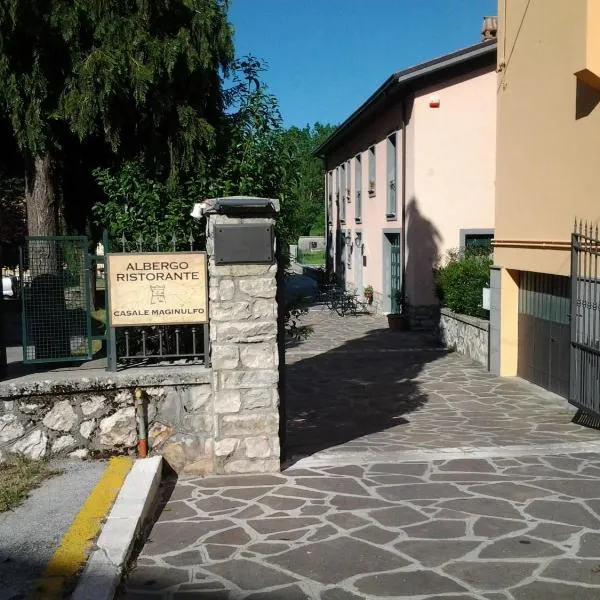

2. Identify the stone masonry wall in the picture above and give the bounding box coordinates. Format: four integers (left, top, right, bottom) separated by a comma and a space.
1, 203, 282, 476
438, 308, 489, 368
207, 214, 280, 475
0, 368, 213, 474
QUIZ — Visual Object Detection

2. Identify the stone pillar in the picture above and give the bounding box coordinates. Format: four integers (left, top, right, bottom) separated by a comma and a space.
205, 197, 281, 474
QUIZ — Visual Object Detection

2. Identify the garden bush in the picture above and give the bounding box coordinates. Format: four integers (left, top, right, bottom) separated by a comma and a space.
435, 247, 492, 318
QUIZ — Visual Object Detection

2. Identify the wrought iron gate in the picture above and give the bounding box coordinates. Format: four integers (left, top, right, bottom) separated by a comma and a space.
570, 221, 600, 416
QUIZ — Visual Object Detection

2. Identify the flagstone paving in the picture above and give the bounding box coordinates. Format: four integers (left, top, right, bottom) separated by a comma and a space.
120, 311, 600, 599
121, 455, 600, 599
285, 312, 599, 462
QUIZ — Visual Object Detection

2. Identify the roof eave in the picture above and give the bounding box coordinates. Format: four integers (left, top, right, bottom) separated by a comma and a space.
314, 40, 497, 158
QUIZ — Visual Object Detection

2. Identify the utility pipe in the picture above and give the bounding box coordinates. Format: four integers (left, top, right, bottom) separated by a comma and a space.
134, 387, 148, 458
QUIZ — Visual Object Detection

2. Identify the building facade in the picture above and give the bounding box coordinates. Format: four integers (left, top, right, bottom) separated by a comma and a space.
317, 39, 497, 328
491, 0, 600, 398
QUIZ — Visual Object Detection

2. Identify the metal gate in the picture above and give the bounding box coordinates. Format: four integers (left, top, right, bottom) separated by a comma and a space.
21, 236, 93, 363
518, 272, 570, 398
570, 221, 600, 415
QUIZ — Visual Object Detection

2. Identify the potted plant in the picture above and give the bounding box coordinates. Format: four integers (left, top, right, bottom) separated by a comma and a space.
364, 285, 374, 304
387, 291, 409, 330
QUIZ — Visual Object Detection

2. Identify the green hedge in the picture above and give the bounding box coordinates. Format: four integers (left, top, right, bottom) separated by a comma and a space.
435, 248, 492, 318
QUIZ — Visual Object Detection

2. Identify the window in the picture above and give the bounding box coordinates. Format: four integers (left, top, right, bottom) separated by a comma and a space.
386, 133, 397, 218
355, 154, 362, 223
368, 146, 376, 196
346, 161, 352, 203
339, 164, 346, 222
327, 171, 333, 224
465, 233, 494, 251
460, 229, 494, 253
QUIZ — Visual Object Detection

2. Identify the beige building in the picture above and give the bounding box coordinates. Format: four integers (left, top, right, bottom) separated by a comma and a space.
317, 33, 497, 328
491, 0, 600, 400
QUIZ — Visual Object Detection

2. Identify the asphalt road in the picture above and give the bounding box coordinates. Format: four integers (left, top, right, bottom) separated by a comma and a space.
0, 458, 106, 600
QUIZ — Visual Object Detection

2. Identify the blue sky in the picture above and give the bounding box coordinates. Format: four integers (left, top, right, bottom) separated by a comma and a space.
229, 0, 497, 127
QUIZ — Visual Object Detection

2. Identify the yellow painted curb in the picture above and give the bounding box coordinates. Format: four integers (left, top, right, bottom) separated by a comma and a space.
28, 456, 133, 600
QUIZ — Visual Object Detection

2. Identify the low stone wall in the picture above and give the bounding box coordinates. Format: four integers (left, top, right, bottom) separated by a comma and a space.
438, 308, 489, 367
0, 198, 282, 476
0, 367, 214, 474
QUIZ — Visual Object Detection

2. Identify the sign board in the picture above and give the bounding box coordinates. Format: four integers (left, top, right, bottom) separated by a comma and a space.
107, 252, 208, 327
482, 287, 491, 311
214, 224, 274, 264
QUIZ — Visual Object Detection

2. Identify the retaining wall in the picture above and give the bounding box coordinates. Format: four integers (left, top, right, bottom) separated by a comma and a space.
438, 307, 489, 368
0, 368, 213, 474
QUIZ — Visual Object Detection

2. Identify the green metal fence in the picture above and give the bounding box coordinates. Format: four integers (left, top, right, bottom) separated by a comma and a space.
13, 232, 206, 371
21, 236, 93, 363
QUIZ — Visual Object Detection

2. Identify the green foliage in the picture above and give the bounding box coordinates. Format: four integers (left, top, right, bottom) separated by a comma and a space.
0, 454, 59, 513
0, 0, 233, 171
279, 123, 336, 239
0, 173, 25, 243
92, 56, 335, 251
0, 0, 233, 237
435, 247, 492, 318
92, 160, 203, 247
283, 295, 313, 340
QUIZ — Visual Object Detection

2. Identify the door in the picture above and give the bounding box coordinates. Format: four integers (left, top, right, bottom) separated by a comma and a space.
383, 232, 401, 312
518, 271, 570, 397
390, 244, 401, 312
354, 233, 363, 296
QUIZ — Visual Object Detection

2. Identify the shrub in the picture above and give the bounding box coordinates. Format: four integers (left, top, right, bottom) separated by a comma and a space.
435, 247, 492, 318
283, 295, 313, 340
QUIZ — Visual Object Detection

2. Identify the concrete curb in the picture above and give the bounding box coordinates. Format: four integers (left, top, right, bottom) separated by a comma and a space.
72, 455, 163, 600
294, 440, 600, 468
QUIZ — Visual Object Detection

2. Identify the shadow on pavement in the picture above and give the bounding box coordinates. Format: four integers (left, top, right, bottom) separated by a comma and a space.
284, 319, 446, 463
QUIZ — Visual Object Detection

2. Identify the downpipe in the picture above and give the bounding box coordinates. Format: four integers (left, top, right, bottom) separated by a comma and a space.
134, 387, 148, 458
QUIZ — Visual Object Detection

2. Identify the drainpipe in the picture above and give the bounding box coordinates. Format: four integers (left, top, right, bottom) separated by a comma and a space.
134, 387, 148, 458
400, 100, 408, 304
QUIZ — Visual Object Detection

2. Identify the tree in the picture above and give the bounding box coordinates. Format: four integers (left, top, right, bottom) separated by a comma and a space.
0, 116, 25, 267
0, 0, 233, 236
92, 56, 336, 253
280, 123, 336, 238
92, 160, 200, 249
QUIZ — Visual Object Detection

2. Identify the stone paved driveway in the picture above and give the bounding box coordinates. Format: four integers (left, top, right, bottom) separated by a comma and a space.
285, 311, 599, 464
120, 311, 600, 599
122, 456, 600, 600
